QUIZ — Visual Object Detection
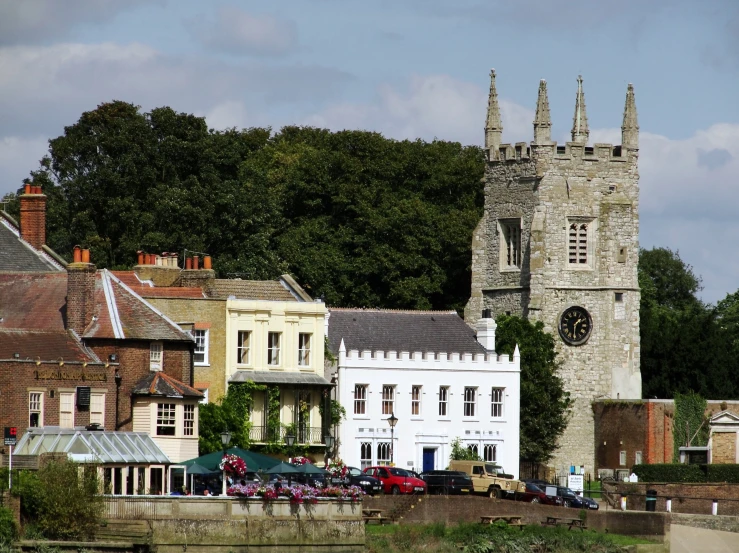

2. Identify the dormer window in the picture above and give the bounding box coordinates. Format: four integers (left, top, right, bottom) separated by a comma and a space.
150, 341, 163, 371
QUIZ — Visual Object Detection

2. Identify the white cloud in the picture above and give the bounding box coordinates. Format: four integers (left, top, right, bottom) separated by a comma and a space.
186, 6, 297, 56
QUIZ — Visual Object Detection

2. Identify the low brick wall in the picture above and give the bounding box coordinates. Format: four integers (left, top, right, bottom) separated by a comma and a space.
363, 495, 669, 540
612, 482, 739, 515
0, 492, 21, 528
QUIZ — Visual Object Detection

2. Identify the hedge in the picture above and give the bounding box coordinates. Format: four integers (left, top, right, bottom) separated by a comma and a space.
0, 506, 18, 544
633, 464, 739, 483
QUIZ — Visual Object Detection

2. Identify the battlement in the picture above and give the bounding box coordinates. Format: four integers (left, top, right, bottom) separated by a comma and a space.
340, 347, 519, 371
492, 141, 632, 163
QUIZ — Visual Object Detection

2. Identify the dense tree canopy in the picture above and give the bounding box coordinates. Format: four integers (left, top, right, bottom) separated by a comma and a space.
8, 101, 484, 312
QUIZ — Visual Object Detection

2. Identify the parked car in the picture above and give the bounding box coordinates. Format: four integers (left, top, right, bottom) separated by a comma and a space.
448, 460, 525, 498
419, 470, 474, 495
515, 482, 563, 506
344, 466, 383, 495
524, 478, 553, 490
556, 486, 599, 509
363, 466, 427, 495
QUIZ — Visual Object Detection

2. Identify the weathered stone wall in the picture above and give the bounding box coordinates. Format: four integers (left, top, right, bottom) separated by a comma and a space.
712, 433, 737, 464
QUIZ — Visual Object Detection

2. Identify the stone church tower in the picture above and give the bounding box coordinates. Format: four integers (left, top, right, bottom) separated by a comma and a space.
465, 71, 642, 474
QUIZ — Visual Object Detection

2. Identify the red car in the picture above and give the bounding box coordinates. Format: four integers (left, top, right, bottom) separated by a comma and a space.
516, 482, 564, 506
363, 466, 427, 495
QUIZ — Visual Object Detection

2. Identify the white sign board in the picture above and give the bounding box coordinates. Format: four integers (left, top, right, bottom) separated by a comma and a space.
568, 474, 584, 493
545, 485, 558, 497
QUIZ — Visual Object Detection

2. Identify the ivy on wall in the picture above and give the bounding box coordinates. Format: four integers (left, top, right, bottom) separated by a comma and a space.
673, 391, 709, 462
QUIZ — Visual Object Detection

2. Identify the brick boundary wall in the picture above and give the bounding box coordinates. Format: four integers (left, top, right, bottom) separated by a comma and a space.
0, 492, 21, 528
363, 495, 668, 539
613, 483, 739, 516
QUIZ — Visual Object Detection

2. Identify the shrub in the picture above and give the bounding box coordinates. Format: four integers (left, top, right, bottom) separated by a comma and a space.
633, 463, 739, 483
0, 506, 18, 545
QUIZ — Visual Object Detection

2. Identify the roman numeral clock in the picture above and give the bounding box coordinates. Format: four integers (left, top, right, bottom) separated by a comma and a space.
558, 306, 592, 346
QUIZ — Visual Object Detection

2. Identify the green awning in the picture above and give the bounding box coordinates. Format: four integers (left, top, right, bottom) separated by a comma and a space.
181, 447, 281, 472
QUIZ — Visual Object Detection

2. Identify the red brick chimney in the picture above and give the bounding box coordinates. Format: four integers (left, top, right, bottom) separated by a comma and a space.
20, 184, 47, 250
67, 247, 97, 336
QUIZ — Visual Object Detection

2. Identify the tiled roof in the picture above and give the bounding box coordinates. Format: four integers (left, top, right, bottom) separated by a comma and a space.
229, 370, 331, 386
0, 218, 62, 272
208, 279, 299, 301
327, 308, 486, 355
111, 271, 205, 298
83, 271, 194, 342
0, 273, 68, 332
0, 330, 99, 362
132, 371, 204, 398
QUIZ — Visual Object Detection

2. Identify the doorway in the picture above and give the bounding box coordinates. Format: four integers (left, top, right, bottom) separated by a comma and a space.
422, 448, 435, 473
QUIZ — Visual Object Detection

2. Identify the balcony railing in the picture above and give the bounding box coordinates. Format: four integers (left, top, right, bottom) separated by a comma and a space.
248, 426, 324, 445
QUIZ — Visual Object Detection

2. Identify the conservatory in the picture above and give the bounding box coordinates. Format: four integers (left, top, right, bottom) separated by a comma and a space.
13, 427, 172, 495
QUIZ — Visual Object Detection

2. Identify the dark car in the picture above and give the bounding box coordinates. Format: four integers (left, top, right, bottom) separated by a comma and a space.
515, 482, 563, 506
344, 466, 383, 495
556, 486, 598, 509
419, 470, 474, 495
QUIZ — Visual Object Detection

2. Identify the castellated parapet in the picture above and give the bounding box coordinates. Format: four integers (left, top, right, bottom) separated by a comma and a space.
466, 72, 641, 475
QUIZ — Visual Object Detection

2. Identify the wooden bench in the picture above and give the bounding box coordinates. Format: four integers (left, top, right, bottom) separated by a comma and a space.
541, 516, 588, 531
479, 515, 524, 529
362, 509, 391, 525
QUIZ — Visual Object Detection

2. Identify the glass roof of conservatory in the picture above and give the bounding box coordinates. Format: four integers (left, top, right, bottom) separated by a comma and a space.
13, 427, 171, 465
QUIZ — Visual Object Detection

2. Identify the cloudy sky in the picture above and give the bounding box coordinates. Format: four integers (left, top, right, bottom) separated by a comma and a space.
1, 0, 738, 303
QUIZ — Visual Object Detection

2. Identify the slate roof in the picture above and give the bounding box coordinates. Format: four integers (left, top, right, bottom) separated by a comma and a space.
0, 217, 63, 272
327, 308, 486, 355
208, 279, 299, 301
0, 330, 99, 362
83, 271, 194, 342
112, 271, 205, 298
0, 273, 68, 332
229, 370, 331, 386
132, 371, 204, 398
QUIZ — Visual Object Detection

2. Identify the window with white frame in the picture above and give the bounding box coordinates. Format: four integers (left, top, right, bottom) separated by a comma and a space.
90, 392, 105, 426
60, 392, 74, 428
381, 385, 395, 415
29, 391, 43, 427
360, 442, 373, 470
635, 451, 642, 465
150, 341, 163, 371
354, 384, 367, 415
298, 333, 311, 366
484, 444, 497, 463
411, 385, 421, 416
183, 404, 195, 436
237, 331, 251, 365
499, 219, 522, 269
267, 332, 281, 366
438, 386, 449, 417
377, 442, 391, 465
619, 450, 626, 466
467, 443, 479, 456
568, 220, 590, 265
464, 387, 477, 417
192, 329, 209, 365
157, 403, 176, 436
491, 388, 504, 418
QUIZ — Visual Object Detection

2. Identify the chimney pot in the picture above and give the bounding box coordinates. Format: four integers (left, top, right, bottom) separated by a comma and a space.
73, 245, 82, 263
203, 255, 212, 270
193, 255, 200, 270
145, 253, 151, 265
171, 254, 178, 268
24, 183, 31, 195
185, 257, 192, 270
81, 249, 90, 263
137, 251, 144, 265
34, 186, 42, 194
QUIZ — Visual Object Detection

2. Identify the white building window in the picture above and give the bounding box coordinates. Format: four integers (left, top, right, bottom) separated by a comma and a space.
439, 386, 449, 417
298, 333, 311, 366
29, 391, 43, 427
499, 219, 522, 269
491, 388, 504, 418
464, 387, 477, 417
267, 332, 281, 366
484, 444, 497, 463
568, 221, 589, 265
150, 341, 163, 371
354, 384, 367, 415
60, 392, 74, 428
237, 331, 251, 365
90, 392, 105, 426
377, 442, 391, 466
381, 385, 395, 415
193, 329, 209, 365
635, 451, 642, 465
360, 442, 372, 469
467, 443, 479, 456
411, 385, 421, 416
157, 403, 176, 436
619, 450, 627, 466
183, 404, 195, 436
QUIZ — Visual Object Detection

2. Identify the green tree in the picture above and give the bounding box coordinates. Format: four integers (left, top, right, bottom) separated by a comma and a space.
449, 437, 482, 461
495, 315, 572, 463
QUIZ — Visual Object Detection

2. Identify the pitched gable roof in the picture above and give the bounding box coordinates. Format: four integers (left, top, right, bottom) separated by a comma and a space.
83, 270, 194, 342
0, 217, 63, 272
208, 279, 298, 301
132, 371, 204, 398
328, 308, 486, 355
0, 330, 99, 362
111, 271, 205, 299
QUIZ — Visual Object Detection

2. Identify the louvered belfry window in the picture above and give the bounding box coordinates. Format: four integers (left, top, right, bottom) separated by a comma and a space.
569, 222, 588, 264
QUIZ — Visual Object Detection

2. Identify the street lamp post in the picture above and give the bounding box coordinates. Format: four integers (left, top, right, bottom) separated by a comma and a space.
387, 413, 398, 466
221, 429, 232, 496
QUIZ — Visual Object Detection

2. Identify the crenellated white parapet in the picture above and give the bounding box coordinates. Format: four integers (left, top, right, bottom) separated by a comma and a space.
339, 347, 519, 372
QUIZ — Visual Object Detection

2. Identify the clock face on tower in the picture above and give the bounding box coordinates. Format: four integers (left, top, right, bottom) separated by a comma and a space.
558, 306, 592, 346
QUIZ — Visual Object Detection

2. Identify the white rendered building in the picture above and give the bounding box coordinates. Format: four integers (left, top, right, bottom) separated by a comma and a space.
327, 309, 521, 477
